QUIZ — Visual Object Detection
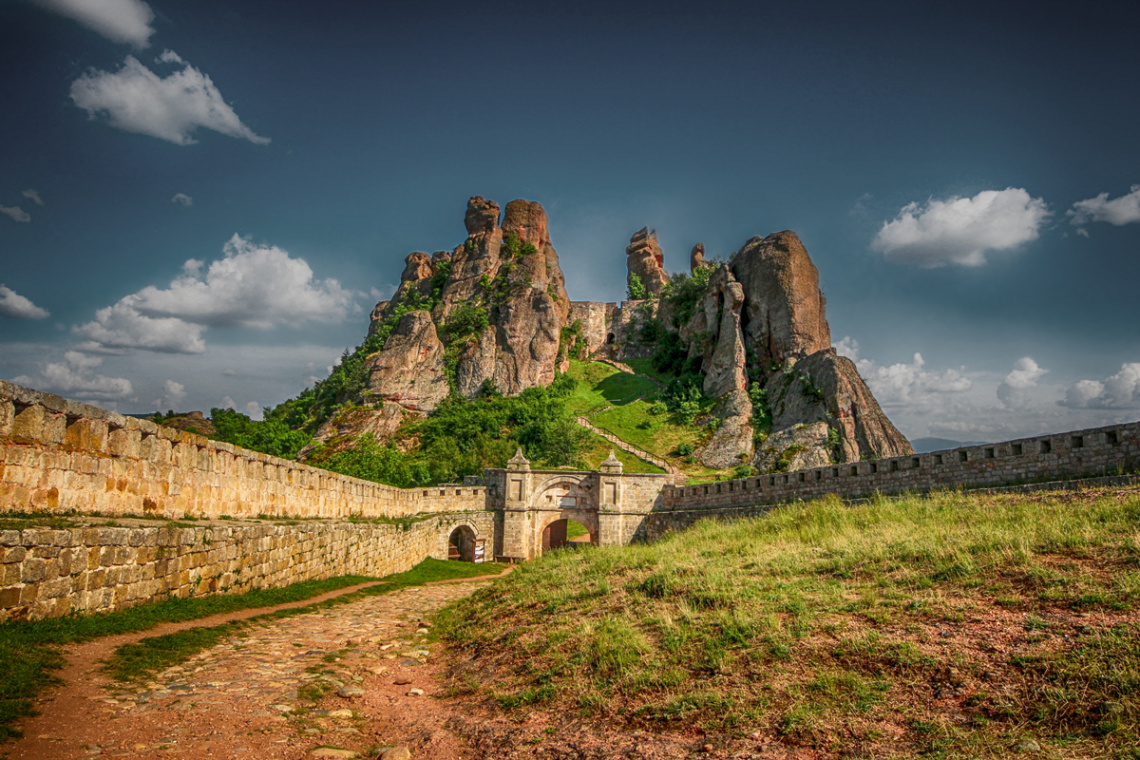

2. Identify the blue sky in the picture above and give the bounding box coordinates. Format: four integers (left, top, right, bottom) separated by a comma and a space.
1, 0, 1138, 443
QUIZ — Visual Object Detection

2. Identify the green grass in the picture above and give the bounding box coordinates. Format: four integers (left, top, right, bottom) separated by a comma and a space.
578, 429, 665, 474
565, 360, 712, 476
0, 559, 501, 742
436, 489, 1140, 758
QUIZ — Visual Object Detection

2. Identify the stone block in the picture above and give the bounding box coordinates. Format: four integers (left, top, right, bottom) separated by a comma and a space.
21, 558, 45, 583
1, 546, 25, 564
64, 418, 109, 454
0, 400, 12, 437
0, 586, 22, 608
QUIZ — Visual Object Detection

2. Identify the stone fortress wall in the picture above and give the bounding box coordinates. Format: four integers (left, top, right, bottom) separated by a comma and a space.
3, 377, 1139, 620
648, 420, 1140, 538
0, 379, 485, 521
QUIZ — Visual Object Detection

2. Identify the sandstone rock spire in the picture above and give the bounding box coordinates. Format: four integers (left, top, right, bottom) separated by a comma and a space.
626, 227, 670, 297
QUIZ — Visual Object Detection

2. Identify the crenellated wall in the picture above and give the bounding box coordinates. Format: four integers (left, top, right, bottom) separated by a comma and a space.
648, 421, 1140, 537
0, 379, 484, 521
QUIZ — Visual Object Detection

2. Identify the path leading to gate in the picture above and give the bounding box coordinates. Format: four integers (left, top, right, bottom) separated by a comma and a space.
7, 577, 501, 760
574, 416, 684, 478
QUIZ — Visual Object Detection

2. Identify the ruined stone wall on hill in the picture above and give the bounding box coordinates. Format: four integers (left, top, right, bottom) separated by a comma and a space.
651, 421, 1140, 538
0, 379, 485, 521
0, 512, 497, 623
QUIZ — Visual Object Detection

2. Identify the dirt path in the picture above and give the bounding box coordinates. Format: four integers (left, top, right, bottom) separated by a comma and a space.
5, 576, 503, 760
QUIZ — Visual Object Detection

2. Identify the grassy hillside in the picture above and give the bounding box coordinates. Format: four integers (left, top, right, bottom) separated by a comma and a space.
565, 360, 720, 480
436, 489, 1140, 758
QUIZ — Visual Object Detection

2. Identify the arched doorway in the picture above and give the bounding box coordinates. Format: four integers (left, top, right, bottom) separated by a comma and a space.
541, 518, 593, 553
448, 525, 477, 562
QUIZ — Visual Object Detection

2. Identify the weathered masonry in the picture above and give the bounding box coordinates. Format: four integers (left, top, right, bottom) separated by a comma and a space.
2, 377, 1139, 620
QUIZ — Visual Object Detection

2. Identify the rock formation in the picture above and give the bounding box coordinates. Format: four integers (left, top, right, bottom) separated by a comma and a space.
626, 227, 670, 297
667, 231, 911, 470
690, 243, 706, 273
320, 196, 910, 475
364, 196, 570, 405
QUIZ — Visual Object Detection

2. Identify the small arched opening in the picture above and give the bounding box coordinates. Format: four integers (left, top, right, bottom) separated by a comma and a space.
606, 332, 615, 345
541, 518, 593, 554
448, 525, 477, 562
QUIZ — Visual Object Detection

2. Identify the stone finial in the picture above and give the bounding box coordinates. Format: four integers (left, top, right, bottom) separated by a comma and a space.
600, 448, 623, 474
507, 446, 531, 470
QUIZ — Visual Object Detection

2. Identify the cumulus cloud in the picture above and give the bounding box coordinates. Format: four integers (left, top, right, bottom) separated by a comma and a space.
34, 0, 155, 47
0, 205, 31, 223
21, 189, 44, 206
856, 352, 972, 404
996, 357, 1047, 409
1068, 185, 1140, 234
244, 401, 263, 420
871, 188, 1050, 267
70, 51, 270, 146
1060, 363, 1140, 409
0, 285, 50, 319
13, 351, 133, 400
833, 336, 860, 361
74, 235, 354, 353
155, 379, 186, 411
171, 192, 193, 207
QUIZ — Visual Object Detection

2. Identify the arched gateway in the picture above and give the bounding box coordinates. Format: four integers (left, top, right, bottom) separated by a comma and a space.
496, 448, 671, 561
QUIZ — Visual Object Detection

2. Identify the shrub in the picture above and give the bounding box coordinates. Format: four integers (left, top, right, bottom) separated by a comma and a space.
627, 273, 647, 300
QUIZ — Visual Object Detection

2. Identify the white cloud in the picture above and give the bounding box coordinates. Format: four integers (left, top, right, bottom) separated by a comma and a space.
856, 352, 972, 404
1060, 363, 1140, 409
1068, 185, 1140, 232
74, 235, 354, 353
244, 401, 263, 421
21, 189, 44, 206
74, 301, 207, 354
70, 52, 270, 146
34, 0, 155, 48
997, 356, 1048, 409
155, 379, 187, 411
833, 336, 860, 361
220, 395, 237, 410
871, 188, 1050, 267
171, 192, 193, 207
0, 205, 30, 223
13, 351, 133, 401
0, 285, 50, 319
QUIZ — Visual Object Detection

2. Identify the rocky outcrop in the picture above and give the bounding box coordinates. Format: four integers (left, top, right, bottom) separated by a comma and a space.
364, 311, 449, 412
361, 196, 571, 412
730, 231, 831, 370
626, 227, 670, 297
346, 197, 908, 474
673, 231, 910, 471
298, 401, 412, 459
690, 243, 706, 273
161, 411, 216, 437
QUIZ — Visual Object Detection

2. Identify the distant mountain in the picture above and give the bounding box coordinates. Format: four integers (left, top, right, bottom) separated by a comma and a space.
911, 437, 988, 453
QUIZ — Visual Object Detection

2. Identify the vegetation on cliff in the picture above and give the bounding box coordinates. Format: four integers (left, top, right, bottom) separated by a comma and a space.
437, 489, 1140, 758
304, 374, 593, 487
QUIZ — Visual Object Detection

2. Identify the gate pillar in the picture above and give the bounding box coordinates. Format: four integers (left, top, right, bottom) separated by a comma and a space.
501, 448, 534, 560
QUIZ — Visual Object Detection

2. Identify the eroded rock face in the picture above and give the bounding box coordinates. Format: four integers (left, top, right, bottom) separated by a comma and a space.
690, 243, 706, 273
753, 422, 833, 473
364, 310, 450, 412
697, 389, 754, 469
699, 266, 748, 400
298, 402, 412, 460
796, 350, 913, 462
363, 196, 571, 409
730, 231, 831, 369
626, 227, 670, 297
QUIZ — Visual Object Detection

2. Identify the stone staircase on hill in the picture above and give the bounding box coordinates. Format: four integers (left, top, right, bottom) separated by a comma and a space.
574, 416, 685, 479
